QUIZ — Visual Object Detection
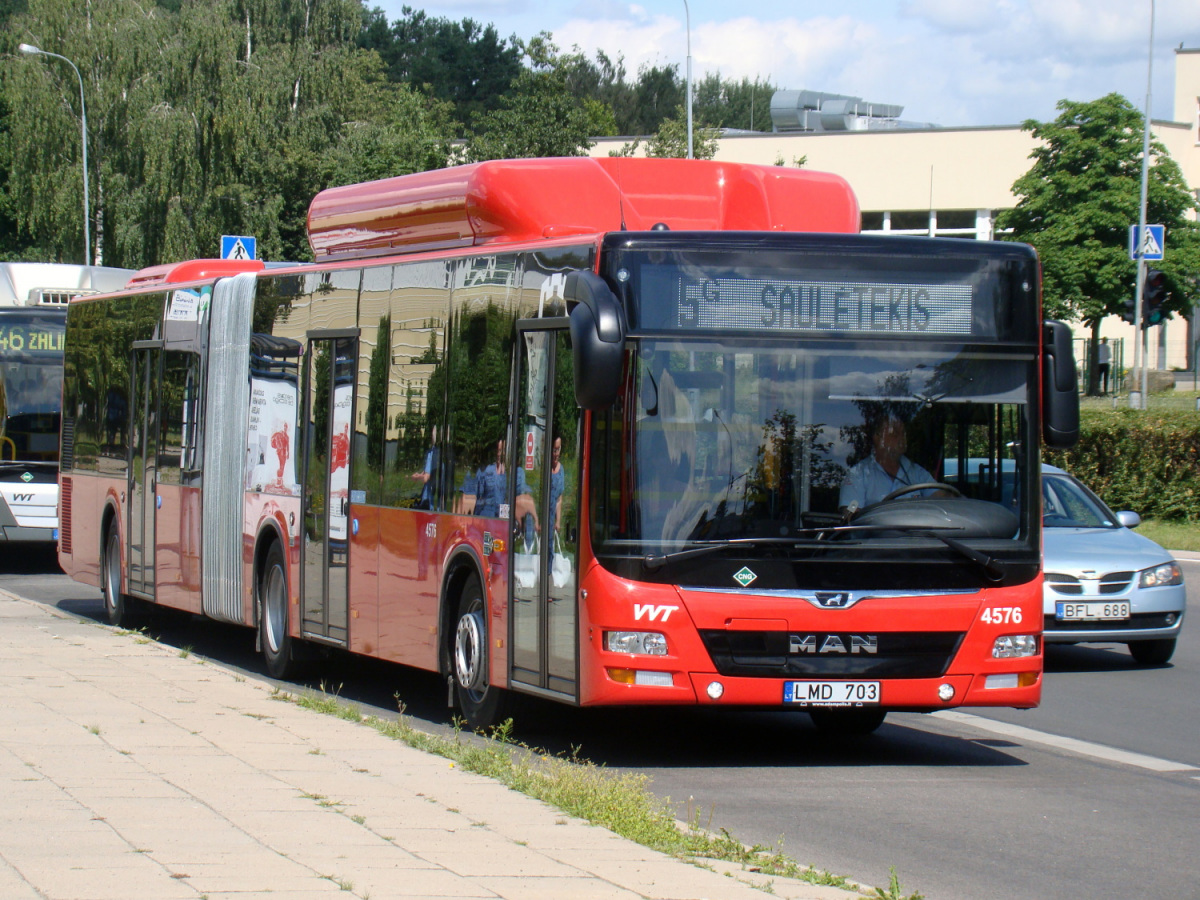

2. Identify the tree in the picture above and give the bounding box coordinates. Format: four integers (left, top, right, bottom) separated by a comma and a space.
611, 105, 720, 160
463, 36, 593, 162
358, 5, 522, 133
997, 94, 1200, 389
694, 73, 777, 132
2, 0, 458, 266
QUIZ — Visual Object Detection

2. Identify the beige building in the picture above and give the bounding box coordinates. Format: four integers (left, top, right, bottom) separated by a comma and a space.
591, 49, 1200, 380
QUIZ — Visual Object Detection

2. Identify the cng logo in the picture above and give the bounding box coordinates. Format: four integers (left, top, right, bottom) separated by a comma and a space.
20, 472, 33, 483
732, 566, 758, 587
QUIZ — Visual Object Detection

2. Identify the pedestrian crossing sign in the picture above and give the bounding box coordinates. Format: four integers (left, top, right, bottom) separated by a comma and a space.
1128, 224, 1165, 261
221, 235, 257, 261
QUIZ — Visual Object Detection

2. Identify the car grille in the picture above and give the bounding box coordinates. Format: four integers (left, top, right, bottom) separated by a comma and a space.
697, 630, 965, 678
1043, 613, 1176, 632
1044, 572, 1134, 595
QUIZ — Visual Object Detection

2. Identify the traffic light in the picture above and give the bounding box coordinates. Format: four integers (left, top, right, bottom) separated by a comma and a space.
1143, 269, 1167, 327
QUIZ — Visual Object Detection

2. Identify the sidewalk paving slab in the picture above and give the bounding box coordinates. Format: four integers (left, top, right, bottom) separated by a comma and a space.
0, 592, 867, 900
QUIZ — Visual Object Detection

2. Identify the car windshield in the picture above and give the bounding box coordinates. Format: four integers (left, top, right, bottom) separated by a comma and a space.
589, 337, 1038, 575
1042, 473, 1120, 528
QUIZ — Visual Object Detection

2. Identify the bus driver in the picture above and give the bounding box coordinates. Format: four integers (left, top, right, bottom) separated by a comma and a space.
839, 416, 938, 513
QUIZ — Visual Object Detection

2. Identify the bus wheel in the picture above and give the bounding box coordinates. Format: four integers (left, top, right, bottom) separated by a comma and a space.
101, 526, 133, 627
452, 574, 508, 730
809, 708, 887, 735
259, 541, 295, 679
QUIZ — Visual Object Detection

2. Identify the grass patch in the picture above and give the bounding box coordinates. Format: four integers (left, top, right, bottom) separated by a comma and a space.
1080, 387, 1200, 413
1134, 519, 1200, 553
281, 686, 879, 894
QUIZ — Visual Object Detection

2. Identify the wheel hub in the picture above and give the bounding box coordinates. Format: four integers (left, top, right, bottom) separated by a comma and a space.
455, 612, 484, 691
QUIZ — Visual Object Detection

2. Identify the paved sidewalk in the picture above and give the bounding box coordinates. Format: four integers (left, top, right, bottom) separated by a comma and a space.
0, 592, 863, 900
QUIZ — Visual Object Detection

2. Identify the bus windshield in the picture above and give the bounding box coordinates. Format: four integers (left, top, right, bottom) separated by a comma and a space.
0, 311, 65, 465
589, 337, 1037, 587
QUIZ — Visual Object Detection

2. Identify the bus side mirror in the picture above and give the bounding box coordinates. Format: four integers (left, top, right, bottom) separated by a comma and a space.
566, 270, 626, 410
1042, 319, 1079, 448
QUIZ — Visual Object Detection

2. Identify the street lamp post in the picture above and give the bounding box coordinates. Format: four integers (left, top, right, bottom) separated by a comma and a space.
19, 43, 91, 267
682, 0, 692, 159
1129, 0, 1154, 410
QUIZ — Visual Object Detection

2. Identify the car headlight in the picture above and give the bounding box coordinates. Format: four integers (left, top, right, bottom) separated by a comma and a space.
1138, 562, 1182, 588
605, 631, 668, 656
993, 634, 1038, 658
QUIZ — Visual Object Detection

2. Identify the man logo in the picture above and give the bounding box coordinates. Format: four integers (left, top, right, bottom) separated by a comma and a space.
790, 634, 878, 655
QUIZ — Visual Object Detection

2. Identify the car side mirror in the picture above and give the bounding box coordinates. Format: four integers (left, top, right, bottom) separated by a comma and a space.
1116, 510, 1141, 529
1042, 320, 1079, 448
566, 270, 626, 410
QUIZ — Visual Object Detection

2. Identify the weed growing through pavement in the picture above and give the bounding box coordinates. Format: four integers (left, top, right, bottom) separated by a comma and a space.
874, 867, 924, 900
276, 685, 905, 895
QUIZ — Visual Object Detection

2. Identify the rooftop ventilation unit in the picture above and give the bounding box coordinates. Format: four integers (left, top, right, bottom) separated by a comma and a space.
770, 90, 905, 133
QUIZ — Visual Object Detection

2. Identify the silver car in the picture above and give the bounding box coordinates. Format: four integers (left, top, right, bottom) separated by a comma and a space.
1041, 464, 1185, 665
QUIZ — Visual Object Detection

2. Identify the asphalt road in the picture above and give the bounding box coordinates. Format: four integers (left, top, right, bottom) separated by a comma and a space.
6, 546, 1198, 900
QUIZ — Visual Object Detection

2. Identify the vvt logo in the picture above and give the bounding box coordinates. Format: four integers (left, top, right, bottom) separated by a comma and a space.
11, 493, 34, 503
633, 604, 677, 622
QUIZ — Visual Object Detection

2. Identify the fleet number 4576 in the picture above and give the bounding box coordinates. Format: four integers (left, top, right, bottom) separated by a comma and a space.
980, 606, 1023, 624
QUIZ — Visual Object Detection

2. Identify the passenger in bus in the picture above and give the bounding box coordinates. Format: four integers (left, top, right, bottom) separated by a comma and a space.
474, 439, 506, 517
454, 461, 478, 515
838, 416, 938, 513
411, 426, 439, 510
548, 434, 565, 534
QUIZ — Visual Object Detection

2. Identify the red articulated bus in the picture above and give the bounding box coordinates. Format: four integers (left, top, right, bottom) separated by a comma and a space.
58, 157, 1079, 733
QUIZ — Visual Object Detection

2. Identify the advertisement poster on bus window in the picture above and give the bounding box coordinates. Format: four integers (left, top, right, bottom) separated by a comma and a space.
328, 380, 353, 542
245, 376, 299, 496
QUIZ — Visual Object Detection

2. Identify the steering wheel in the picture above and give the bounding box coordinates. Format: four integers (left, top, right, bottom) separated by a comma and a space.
878, 482, 962, 504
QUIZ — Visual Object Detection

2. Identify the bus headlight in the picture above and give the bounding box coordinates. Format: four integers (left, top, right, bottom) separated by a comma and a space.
992, 634, 1038, 658
1138, 562, 1182, 588
605, 631, 668, 656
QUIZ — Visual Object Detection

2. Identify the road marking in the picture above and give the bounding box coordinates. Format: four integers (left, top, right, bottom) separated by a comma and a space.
931, 710, 1198, 773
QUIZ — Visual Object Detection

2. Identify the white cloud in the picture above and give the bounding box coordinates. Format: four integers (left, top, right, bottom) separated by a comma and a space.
375, 0, 1200, 126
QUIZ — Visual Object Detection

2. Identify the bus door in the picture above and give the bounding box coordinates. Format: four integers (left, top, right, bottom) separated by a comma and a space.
127, 342, 161, 597
511, 326, 579, 699
301, 332, 356, 646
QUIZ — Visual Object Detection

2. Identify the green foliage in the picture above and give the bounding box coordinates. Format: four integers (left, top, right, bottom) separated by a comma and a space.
359, 4, 521, 132
2, 0, 458, 266
463, 36, 593, 162
556, 48, 685, 137
693, 73, 777, 131
997, 93, 1200, 326
873, 867, 925, 900
1046, 408, 1200, 521
642, 105, 720, 160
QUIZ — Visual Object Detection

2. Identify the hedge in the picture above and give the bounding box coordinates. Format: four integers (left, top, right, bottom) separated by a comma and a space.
1045, 408, 1200, 522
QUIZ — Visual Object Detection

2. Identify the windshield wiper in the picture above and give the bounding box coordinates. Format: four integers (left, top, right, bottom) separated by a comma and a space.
809, 524, 1007, 582
642, 537, 801, 570
642, 526, 1006, 582
0, 460, 54, 472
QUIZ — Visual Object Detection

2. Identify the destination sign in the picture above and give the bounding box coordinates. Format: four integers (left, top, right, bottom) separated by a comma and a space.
676, 277, 974, 336
0, 320, 65, 354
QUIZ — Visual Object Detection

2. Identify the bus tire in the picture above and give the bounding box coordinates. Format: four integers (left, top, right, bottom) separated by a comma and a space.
452, 573, 508, 730
259, 540, 295, 679
101, 525, 134, 627
809, 707, 887, 735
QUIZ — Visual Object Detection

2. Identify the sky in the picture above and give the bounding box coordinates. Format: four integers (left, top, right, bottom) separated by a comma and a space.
371, 0, 1200, 128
